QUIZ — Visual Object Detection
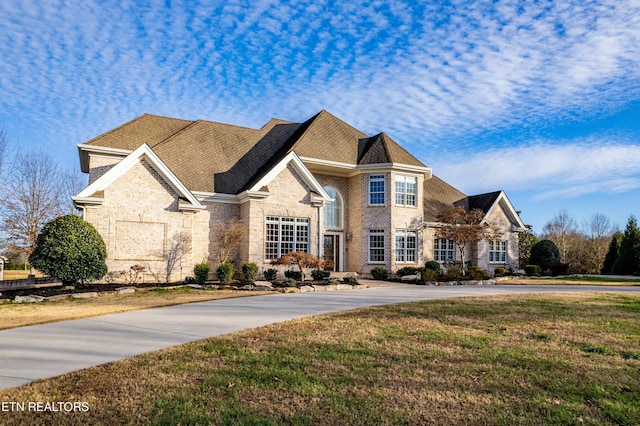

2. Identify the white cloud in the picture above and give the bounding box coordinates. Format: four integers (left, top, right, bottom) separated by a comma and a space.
0, 0, 639, 162
433, 136, 640, 199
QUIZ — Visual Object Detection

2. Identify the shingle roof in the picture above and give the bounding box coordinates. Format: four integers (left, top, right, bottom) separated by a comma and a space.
84, 114, 194, 151
423, 175, 467, 222
467, 191, 502, 214
80, 110, 428, 194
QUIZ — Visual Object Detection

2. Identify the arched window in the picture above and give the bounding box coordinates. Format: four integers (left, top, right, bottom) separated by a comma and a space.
324, 186, 343, 229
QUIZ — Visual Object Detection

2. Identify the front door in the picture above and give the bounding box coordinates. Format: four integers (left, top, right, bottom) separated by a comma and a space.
323, 233, 342, 271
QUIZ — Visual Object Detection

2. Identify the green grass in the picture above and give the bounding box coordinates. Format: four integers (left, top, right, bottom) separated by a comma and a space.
559, 276, 640, 284
1, 292, 639, 425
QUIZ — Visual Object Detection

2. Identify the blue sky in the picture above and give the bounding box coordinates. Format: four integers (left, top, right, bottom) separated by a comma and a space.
1, 0, 639, 234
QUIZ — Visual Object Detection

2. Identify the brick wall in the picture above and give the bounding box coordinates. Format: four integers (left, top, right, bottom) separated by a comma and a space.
85, 157, 204, 282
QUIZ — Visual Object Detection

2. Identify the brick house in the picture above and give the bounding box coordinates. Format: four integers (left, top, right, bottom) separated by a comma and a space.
73, 110, 525, 280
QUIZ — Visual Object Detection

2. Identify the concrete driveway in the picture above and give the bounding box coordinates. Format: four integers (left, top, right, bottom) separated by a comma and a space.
1, 282, 639, 390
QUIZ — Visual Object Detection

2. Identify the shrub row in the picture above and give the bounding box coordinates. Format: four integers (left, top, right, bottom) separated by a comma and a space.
370, 262, 507, 282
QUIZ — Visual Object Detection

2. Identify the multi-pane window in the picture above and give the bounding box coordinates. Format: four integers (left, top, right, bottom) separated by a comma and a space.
395, 175, 417, 206
324, 186, 343, 229
265, 216, 309, 260
395, 229, 417, 262
489, 240, 507, 263
369, 175, 385, 205
368, 229, 385, 262
434, 238, 454, 261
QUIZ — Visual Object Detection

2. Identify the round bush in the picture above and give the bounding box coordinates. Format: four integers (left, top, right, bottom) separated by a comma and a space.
193, 262, 211, 284
530, 240, 560, 272
424, 261, 442, 273
284, 269, 302, 281
29, 215, 107, 285
241, 262, 259, 282
396, 266, 419, 277
216, 262, 235, 284
371, 266, 388, 280
524, 265, 541, 276
263, 268, 277, 281
311, 269, 330, 280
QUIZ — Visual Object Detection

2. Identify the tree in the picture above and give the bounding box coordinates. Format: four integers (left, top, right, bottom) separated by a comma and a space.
518, 226, 538, 268
212, 219, 246, 264
29, 215, 107, 285
60, 167, 87, 215
612, 216, 640, 275
0, 127, 7, 179
0, 150, 64, 259
543, 209, 579, 264
530, 239, 560, 272
436, 206, 502, 274
163, 231, 191, 283
601, 231, 623, 274
580, 214, 613, 274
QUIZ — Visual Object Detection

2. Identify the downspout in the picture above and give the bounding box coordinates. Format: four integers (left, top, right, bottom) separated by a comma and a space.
317, 205, 322, 257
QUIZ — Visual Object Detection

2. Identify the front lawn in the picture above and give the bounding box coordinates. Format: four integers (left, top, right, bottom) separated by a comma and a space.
1, 293, 638, 425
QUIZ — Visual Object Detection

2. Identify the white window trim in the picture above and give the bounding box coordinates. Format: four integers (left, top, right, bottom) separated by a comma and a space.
265, 216, 310, 260
323, 186, 344, 230
395, 229, 418, 263
368, 229, 385, 263
489, 240, 507, 264
368, 174, 385, 206
434, 238, 455, 262
395, 175, 417, 207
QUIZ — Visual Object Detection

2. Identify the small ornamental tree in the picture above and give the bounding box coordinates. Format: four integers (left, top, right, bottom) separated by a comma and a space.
29, 214, 107, 285
529, 239, 560, 273
435, 206, 502, 275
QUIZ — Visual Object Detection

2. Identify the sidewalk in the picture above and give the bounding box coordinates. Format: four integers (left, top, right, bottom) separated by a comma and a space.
1, 283, 639, 390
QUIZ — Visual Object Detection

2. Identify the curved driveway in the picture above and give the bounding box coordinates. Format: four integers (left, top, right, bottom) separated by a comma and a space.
1, 282, 639, 390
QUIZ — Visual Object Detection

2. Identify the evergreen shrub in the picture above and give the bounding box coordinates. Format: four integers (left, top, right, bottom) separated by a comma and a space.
216, 262, 235, 284
371, 266, 389, 280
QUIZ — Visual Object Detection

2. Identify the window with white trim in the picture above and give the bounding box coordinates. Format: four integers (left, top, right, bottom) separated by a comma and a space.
369, 175, 385, 205
265, 216, 309, 260
395, 175, 417, 206
368, 229, 385, 262
489, 240, 507, 263
434, 238, 454, 261
395, 229, 417, 262
323, 186, 343, 229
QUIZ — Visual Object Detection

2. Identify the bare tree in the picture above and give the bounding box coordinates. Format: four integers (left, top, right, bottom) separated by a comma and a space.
147, 231, 192, 283
60, 167, 87, 214
0, 150, 63, 259
0, 127, 7, 179
436, 206, 502, 274
580, 214, 614, 274
543, 209, 580, 263
583, 213, 612, 239
164, 231, 191, 283
212, 219, 246, 264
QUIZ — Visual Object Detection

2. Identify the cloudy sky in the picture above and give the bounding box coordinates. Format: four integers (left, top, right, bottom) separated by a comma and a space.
1, 0, 639, 233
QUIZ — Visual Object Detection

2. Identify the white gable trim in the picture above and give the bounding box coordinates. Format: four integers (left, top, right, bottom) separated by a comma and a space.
482, 191, 526, 230
248, 151, 332, 201
73, 143, 203, 210
77, 144, 133, 173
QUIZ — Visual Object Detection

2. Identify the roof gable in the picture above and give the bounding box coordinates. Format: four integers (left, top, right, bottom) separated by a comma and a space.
79, 110, 428, 194
247, 151, 331, 203
477, 191, 526, 229
73, 144, 203, 211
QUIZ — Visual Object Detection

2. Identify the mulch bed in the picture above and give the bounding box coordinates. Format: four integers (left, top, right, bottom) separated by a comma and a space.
0, 282, 183, 300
